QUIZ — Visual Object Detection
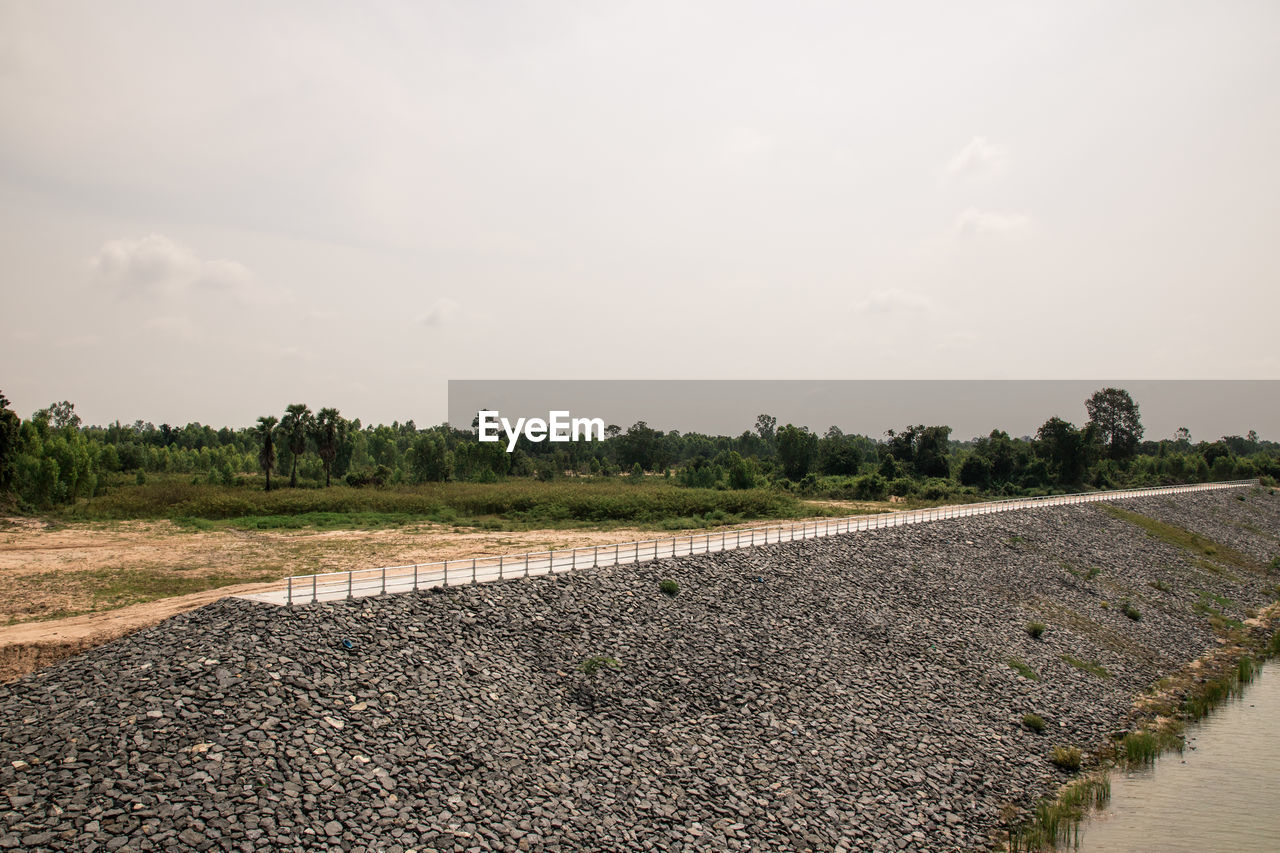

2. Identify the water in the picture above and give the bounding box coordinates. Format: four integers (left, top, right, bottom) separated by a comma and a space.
1078, 666, 1280, 852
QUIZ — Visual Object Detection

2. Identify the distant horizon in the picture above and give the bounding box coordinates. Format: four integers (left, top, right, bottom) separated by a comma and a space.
12, 379, 1272, 446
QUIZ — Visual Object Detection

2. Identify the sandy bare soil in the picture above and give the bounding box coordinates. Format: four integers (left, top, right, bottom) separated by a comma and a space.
0, 517, 674, 681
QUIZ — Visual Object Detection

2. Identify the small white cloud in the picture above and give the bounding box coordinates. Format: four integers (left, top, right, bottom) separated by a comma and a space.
945, 136, 1006, 178
419, 298, 460, 327
851, 287, 935, 315
89, 233, 256, 297
951, 208, 1030, 238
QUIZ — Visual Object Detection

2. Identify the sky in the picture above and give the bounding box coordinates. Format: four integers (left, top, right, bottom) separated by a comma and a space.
2, 1, 1278, 429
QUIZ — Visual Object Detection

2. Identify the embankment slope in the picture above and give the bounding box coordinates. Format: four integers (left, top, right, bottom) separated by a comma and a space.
1, 489, 1277, 852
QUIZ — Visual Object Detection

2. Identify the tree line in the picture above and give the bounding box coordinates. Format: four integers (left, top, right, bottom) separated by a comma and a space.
0, 387, 1275, 510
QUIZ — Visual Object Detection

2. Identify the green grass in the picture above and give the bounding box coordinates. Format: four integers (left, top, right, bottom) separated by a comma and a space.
1183, 657, 1260, 721
1008, 774, 1111, 853
1099, 505, 1259, 571
1120, 731, 1162, 765
1062, 655, 1111, 679
12, 567, 280, 619
1009, 658, 1042, 681
60, 479, 814, 530
1022, 712, 1046, 734
1049, 745, 1083, 772
659, 579, 680, 597
1192, 591, 1245, 631
1122, 601, 1142, 621
1148, 579, 1172, 593
1025, 621, 1047, 640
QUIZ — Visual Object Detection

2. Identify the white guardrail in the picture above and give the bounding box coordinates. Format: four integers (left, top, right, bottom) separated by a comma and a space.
240, 480, 1259, 607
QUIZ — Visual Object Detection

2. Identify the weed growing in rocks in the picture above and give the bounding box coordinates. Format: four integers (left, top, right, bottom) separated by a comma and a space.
658, 579, 680, 597
1099, 505, 1258, 571
1008, 774, 1110, 852
1008, 658, 1041, 681
1121, 731, 1159, 765
1022, 713, 1046, 734
1025, 622, 1046, 640
1062, 655, 1111, 679
1122, 601, 1141, 621
1148, 579, 1172, 593
1050, 745, 1083, 771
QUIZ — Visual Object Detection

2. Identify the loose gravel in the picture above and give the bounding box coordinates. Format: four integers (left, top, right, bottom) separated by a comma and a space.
2, 489, 1278, 852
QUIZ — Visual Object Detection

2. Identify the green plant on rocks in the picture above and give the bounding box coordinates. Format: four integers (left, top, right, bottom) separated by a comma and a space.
1062, 655, 1111, 679
1025, 622, 1046, 640
1122, 601, 1141, 621
1022, 713, 1046, 734
1008, 658, 1042, 681
1008, 774, 1110, 853
579, 655, 619, 677
658, 578, 680, 597
1050, 745, 1083, 772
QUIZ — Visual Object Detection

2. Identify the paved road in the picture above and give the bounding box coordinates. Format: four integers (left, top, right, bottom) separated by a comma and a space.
240, 481, 1253, 606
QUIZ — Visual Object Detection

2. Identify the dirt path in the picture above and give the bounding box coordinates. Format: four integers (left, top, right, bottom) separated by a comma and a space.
0, 518, 687, 682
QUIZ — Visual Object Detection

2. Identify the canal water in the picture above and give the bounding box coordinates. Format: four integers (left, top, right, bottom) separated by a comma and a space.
1077, 665, 1280, 851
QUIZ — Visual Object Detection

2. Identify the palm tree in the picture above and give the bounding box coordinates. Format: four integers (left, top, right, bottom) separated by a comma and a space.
279, 403, 313, 488
256, 416, 278, 492
311, 408, 345, 487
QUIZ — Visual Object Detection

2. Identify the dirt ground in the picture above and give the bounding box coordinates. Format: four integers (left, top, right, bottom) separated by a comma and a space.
0, 502, 888, 682
0, 517, 711, 682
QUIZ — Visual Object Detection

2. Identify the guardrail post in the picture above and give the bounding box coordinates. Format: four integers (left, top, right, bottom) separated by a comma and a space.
415, 563, 421, 591
287, 576, 293, 607
312, 573, 317, 603
472, 558, 477, 585
347, 570, 353, 600
381, 566, 386, 595
539, 551, 544, 577
499, 555, 504, 580
594, 545, 598, 567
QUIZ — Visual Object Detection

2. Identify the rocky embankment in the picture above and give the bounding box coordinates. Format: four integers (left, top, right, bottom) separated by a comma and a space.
2, 489, 1278, 852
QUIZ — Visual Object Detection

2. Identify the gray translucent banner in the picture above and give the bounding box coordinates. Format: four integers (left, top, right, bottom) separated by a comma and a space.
448, 380, 1279, 442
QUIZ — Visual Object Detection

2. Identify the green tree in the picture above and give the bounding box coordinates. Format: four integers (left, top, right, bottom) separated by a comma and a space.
724, 451, 754, 489
754, 414, 777, 454
279, 403, 313, 488
410, 433, 450, 482
0, 392, 19, 496
311, 408, 347, 487
1085, 387, 1143, 462
256, 416, 278, 492
817, 426, 861, 476
1035, 416, 1088, 486
776, 424, 817, 481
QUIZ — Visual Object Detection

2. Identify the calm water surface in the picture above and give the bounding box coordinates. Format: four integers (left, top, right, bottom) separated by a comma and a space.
1078, 666, 1280, 852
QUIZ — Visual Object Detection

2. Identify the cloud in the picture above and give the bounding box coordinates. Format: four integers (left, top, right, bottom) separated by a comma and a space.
419, 298, 461, 327
89, 233, 254, 296
851, 287, 935, 315
950, 208, 1030, 238
945, 136, 1006, 178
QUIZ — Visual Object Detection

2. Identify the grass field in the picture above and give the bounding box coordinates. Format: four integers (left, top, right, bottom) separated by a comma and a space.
61, 478, 843, 530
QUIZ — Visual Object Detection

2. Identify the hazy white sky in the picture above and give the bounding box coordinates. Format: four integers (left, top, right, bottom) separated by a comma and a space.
2, 1, 1277, 427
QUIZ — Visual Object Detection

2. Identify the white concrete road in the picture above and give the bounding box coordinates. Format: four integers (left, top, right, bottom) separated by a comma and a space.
239, 481, 1254, 607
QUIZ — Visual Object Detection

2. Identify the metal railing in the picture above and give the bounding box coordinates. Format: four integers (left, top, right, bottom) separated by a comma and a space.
240, 480, 1258, 606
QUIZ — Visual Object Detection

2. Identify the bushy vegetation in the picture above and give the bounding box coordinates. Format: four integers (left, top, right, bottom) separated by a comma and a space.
1025, 621, 1047, 640
1, 387, 1274, 525
658, 579, 680, 597
1049, 745, 1083, 772
1022, 712, 1047, 734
